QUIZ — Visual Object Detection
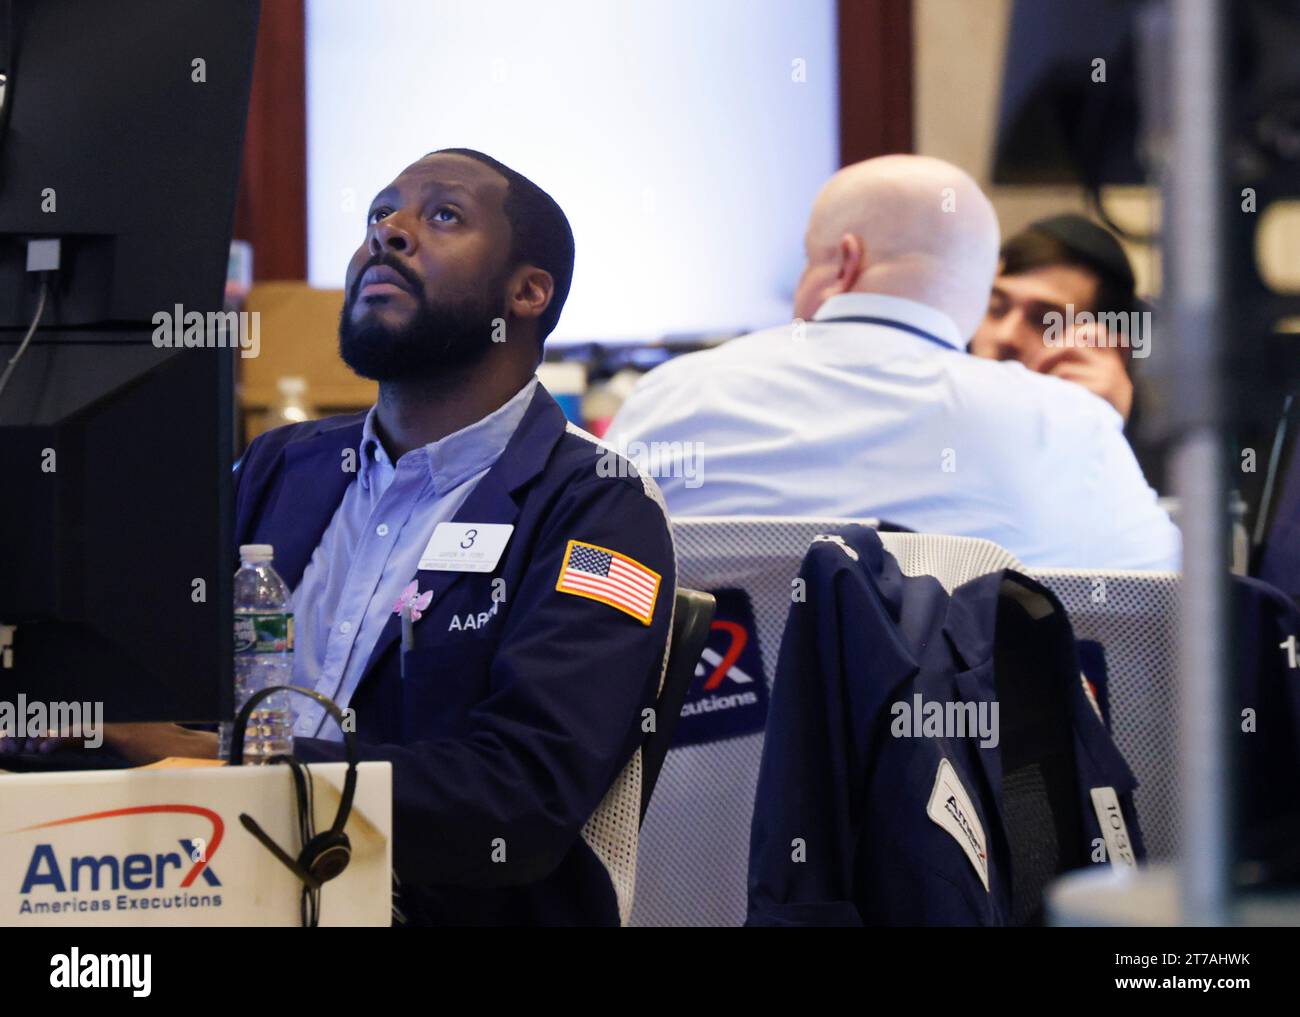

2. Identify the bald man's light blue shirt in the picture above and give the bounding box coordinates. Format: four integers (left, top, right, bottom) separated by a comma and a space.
289, 377, 538, 738
606, 293, 1180, 571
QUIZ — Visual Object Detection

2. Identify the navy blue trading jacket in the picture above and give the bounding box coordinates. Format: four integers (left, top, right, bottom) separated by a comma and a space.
747, 525, 1144, 926
1232, 574, 1300, 882
234, 384, 675, 925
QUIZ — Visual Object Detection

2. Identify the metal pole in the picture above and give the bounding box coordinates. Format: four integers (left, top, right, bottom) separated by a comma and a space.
1165, 0, 1231, 926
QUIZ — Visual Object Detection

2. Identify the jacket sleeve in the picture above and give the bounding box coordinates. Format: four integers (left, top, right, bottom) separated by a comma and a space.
232, 429, 273, 554
295, 471, 675, 888
747, 551, 902, 926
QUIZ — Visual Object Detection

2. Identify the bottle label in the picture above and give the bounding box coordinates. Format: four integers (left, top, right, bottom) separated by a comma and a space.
234, 612, 294, 654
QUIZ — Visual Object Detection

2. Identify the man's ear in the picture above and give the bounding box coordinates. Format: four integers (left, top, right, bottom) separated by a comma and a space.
833, 233, 865, 293
508, 265, 554, 324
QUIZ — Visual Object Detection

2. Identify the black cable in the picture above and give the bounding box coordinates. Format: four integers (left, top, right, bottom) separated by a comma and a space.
1084, 184, 1159, 247
265, 751, 322, 928
297, 756, 320, 927
0, 273, 48, 400
1253, 393, 1294, 549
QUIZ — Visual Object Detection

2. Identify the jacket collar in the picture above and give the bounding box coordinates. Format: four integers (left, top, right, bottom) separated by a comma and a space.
356, 376, 539, 494
261, 382, 565, 593
355, 382, 569, 680
261, 412, 367, 591
942, 571, 1138, 795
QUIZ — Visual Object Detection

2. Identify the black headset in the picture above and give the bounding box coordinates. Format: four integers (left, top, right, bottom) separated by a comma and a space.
230, 685, 358, 926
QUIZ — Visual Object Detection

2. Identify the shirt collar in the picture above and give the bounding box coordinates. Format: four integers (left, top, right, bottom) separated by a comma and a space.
811, 292, 965, 351
358, 375, 540, 493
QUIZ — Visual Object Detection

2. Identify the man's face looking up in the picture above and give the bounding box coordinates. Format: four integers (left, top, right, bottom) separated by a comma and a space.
339, 152, 515, 382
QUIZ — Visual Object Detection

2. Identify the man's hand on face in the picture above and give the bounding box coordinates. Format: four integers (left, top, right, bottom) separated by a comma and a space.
0, 724, 219, 765
1037, 323, 1134, 421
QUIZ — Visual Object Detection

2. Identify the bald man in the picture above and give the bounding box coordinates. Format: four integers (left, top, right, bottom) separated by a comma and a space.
606, 155, 1180, 570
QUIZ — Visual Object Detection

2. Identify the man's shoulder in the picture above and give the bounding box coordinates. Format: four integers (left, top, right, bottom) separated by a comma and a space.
543, 421, 671, 519
947, 354, 1123, 426
241, 412, 366, 461
634, 327, 793, 388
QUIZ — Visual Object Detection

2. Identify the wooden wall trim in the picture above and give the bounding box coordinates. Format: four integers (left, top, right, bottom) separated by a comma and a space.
838, 0, 915, 166
233, 0, 307, 281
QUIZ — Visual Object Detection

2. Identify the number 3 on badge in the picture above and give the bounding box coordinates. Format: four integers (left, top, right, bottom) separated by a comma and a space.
419, 522, 513, 572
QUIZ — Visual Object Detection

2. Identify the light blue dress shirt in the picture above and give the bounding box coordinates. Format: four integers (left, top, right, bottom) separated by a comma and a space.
290, 376, 538, 739
606, 292, 1181, 571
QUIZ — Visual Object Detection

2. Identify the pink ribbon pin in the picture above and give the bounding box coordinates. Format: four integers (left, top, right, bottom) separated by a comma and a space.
393, 580, 433, 622
394, 581, 433, 658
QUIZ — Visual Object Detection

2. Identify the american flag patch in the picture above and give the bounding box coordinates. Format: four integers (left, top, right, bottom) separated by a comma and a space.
555, 539, 661, 625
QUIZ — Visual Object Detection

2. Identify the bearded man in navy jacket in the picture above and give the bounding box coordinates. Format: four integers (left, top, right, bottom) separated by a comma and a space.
95, 149, 676, 926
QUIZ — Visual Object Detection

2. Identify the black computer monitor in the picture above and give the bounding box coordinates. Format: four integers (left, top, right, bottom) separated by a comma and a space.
0, 0, 259, 722
991, 0, 1144, 188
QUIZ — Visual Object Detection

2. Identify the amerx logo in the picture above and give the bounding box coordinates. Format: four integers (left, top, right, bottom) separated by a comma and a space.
673, 589, 769, 746
944, 794, 986, 865
927, 758, 990, 891
14, 805, 225, 914
699, 621, 756, 691
1077, 639, 1112, 725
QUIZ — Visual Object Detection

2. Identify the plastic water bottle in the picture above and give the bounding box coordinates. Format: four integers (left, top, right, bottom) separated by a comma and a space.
221, 544, 295, 762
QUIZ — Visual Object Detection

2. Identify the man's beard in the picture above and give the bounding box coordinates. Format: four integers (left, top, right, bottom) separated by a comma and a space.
338, 270, 507, 383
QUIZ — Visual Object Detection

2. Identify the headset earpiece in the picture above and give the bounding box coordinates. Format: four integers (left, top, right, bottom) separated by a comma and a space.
302, 830, 352, 883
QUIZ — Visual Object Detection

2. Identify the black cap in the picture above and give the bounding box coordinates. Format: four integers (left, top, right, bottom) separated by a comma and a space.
1025, 214, 1135, 294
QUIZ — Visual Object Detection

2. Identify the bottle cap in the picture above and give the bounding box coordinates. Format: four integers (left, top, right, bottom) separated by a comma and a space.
239, 544, 275, 562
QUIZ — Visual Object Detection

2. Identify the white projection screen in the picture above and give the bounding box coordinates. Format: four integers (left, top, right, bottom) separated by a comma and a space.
306, 0, 838, 342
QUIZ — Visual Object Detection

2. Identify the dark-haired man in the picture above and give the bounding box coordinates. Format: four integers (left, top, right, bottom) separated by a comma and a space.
970, 214, 1142, 423
92, 150, 676, 926
969, 214, 1167, 487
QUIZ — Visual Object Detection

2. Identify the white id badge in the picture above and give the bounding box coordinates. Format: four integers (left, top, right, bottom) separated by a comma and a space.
418, 522, 514, 572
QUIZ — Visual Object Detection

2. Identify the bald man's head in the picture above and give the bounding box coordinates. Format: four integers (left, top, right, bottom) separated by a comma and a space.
792, 155, 1000, 339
